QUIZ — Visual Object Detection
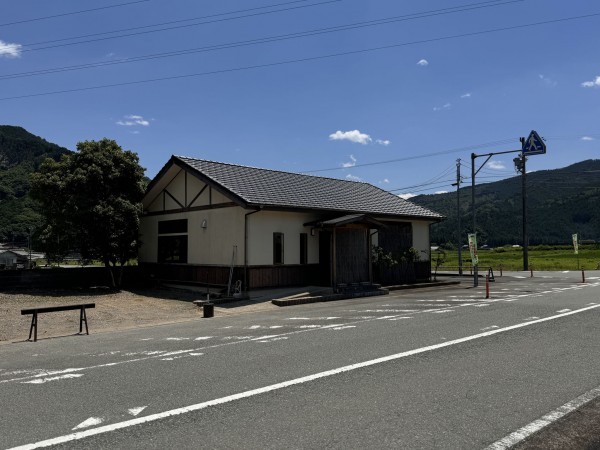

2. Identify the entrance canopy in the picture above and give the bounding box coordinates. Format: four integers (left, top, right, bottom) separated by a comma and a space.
304, 214, 388, 229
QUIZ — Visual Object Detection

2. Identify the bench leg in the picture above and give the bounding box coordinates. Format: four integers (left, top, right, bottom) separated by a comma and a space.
28, 313, 38, 342
80, 308, 89, 335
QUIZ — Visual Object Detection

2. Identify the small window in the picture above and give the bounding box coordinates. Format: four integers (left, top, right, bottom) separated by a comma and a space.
273, 233, 284, 265
300, 233, 307, 265
158, 235, 188, 263
158, 219, 187, 234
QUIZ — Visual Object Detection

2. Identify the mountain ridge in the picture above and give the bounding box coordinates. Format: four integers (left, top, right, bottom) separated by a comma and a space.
411, 159, 600, 246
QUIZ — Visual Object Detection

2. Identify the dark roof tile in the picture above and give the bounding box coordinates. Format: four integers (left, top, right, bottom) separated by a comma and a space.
175, 156, 443, 220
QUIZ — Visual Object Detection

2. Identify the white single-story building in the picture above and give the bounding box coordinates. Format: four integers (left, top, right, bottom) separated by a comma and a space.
0, 250, 29, 269
139, 156, 443, 290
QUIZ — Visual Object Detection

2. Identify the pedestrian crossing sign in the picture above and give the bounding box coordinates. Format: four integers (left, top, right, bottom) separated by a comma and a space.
522, 130, 546, 155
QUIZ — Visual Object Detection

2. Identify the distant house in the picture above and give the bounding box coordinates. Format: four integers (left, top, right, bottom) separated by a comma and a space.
0, 250, 29, 269
139, 156, 443, 290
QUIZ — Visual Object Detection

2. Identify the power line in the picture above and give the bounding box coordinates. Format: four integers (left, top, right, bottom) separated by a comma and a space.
18, 0, 343, 53
0, 0, 151, 28
1, 11, 599, 102
1, 0, 522, 81
303, 139, 517, 173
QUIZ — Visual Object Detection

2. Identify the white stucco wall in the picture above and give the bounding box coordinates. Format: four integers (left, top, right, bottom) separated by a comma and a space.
412, 220, 431, 261
139, 208, 246, 265
139, 207, 321, 266
246, 210, 319, 265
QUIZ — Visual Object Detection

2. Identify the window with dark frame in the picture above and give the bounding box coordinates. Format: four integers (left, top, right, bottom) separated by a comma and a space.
157, 235, 188, 263
300, 233, 307, 265
158, 219, 188, 264
273, 232, 284, 265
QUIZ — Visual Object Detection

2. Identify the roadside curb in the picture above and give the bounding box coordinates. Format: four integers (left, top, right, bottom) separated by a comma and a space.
272, 289, 389, 307
272, 280, 461, 306
385, 280, 461, 291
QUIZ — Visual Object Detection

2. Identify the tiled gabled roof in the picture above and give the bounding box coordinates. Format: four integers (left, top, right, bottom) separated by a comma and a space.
174, 156, 443, 220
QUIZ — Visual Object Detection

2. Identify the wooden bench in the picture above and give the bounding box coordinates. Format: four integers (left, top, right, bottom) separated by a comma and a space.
21, 303, 95, 342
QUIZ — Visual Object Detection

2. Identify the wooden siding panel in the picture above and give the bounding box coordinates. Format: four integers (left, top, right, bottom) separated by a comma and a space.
335, 228, 369, 284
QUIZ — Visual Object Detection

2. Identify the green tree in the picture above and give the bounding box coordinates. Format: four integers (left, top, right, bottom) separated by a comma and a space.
30, 139, 146, 287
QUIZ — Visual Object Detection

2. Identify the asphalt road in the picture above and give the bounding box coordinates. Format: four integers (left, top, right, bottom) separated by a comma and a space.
1, 271, 599, 449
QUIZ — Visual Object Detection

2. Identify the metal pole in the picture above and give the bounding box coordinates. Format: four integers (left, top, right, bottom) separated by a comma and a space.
456, 159, 463, 276
522, 155, 529, 271
471, 153, 478, 287
28, 228, 32, 269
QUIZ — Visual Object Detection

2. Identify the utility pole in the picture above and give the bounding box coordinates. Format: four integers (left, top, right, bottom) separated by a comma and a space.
471, 153, 477, 286
514, 145, 529, 271
452, 159, 463, 275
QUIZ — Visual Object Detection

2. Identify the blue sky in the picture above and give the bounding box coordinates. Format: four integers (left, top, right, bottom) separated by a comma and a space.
0, 0, 598, 197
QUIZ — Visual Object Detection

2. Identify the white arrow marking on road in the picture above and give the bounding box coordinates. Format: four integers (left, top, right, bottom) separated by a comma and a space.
9, 304, 600, 450
22, 374, 83, 384
128, 407, 147, 417
72, 417, 103, 430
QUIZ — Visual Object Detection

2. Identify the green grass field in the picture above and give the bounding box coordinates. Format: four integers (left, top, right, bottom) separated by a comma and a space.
435, 245, 600, 271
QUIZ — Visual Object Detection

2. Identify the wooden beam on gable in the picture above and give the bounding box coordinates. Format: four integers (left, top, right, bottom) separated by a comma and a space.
187, 184, 208, 208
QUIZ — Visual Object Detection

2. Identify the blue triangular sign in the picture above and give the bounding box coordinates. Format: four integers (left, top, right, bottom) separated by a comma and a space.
522, 130, 546, 155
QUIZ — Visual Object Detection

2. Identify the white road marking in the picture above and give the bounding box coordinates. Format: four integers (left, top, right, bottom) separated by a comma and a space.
194, 337, 214, 341
557, 309, 571, 313
10, 305, 600, 450
330, 326, 356, 331
524, 317, 540, 321
166, 337, 190, 341
481, 326, 499, 331
388, 317, 413, 320
484, 385, 600, 449
21, 374, 83, 384
72, 417, 103, 430
128, 407, 147, 417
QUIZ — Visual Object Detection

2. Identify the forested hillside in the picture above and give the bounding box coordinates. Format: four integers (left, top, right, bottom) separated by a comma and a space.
412, 160, 600, 246
0, 126, 71, 244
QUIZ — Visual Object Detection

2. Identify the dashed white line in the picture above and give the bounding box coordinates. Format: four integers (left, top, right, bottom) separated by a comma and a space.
11, 305, 600, 450
485, 385, 600, 449
22, 374, 84, 384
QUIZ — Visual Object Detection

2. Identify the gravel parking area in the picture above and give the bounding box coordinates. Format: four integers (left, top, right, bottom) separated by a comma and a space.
0, 288, 207, 344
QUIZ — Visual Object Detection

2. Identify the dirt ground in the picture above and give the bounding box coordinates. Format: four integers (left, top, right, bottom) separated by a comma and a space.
0, 288, 217, 344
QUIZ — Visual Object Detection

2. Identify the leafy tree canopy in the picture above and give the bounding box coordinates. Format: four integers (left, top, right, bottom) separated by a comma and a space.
30, 139, 146, 287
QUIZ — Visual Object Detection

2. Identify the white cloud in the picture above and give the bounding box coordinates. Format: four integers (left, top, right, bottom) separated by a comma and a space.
329, 130, 372, 145
0, 39, 22, 58
433, 103, 451, 111
539, 74, 557, 87
487, 160, 505, 170
116, 114, 150, 127
398, 193, 416, 200
435, 191, 448, 195
460, 93, 472, 98
581, 136, 595, 141
345, 174, 361, 181
382, 178, 390, 184
376, 139, 391, 146
581, 76, 600, 88
341, 154, 357, 168
417, 59, 429, 66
